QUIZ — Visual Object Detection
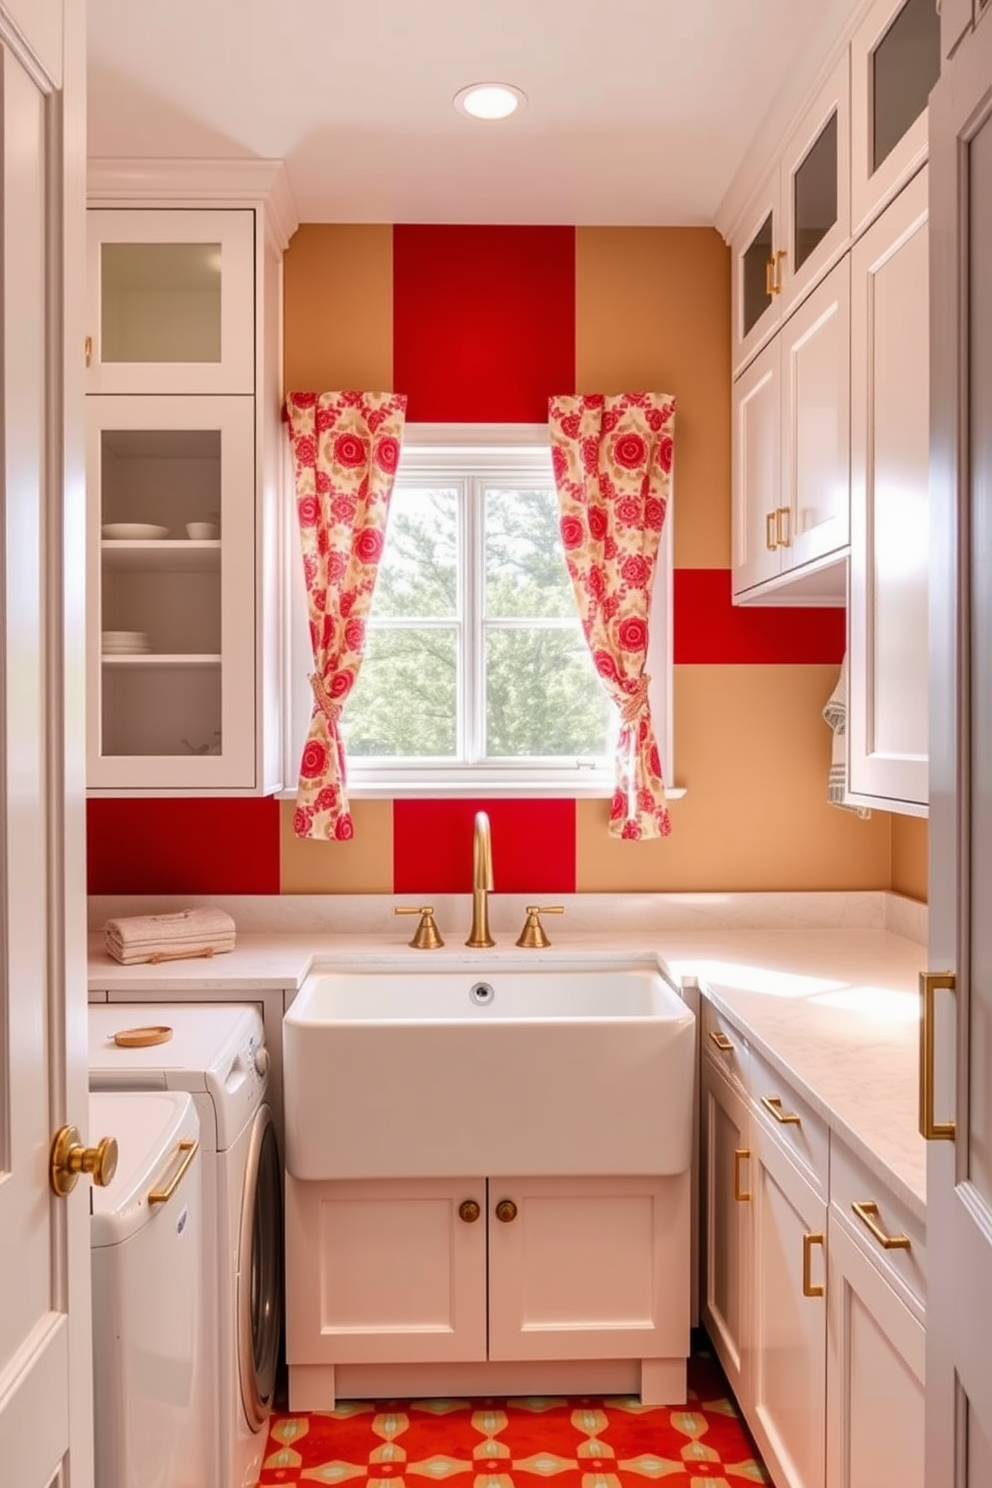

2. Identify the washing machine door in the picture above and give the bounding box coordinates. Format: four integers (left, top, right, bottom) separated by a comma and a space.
238, 1103, 283, 1428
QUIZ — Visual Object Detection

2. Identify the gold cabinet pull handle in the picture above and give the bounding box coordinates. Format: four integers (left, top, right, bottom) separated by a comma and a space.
802, 1231, 825, 1297
734, 1148, 751, 1202
495, 1199, 518, 1223
761, 1094, 802, 1126
84, 335, 92, 368
765, 256, 777, 297
851, 1200, 911, 1251
765, 510, 778, 551
709, 1029, 734, 1052
458, 1199, 481, 1224
919, 971, 956, 1140
775, 506, 792, 548
773, 249, 787, 293
148, 1137, 199, 1205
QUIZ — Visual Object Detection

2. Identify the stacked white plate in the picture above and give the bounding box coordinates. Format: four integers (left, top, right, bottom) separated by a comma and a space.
102, 630, 151, 655
102, 523, 170, 541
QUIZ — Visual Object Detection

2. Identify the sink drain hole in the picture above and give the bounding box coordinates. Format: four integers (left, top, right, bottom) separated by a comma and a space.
469, 981, 495, 1006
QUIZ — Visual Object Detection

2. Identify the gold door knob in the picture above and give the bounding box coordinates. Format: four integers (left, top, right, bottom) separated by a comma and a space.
458, 1199, 481, 1223
495, 1199, 518, 1223
50, 1125, 118, 1198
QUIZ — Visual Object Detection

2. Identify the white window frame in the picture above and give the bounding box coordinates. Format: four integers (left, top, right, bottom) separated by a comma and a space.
283, 423, 677, 799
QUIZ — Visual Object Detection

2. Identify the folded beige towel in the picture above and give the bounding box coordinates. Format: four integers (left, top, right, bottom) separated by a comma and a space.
104, 907, 237, 965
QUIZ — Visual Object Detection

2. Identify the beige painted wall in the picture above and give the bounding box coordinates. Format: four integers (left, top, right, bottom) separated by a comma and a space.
891, 815, 928, 902
284, 225, 393, 392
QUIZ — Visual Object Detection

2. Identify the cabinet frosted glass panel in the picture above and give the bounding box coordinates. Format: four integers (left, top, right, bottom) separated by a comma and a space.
793, 112, 838, 270
742, 213, 775, 338
872, 0, 940, 172
99, 427, 222, 759
100, 243, 222, 365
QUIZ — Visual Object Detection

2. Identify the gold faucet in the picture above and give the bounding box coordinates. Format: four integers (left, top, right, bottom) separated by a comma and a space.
466, 810, 495, 947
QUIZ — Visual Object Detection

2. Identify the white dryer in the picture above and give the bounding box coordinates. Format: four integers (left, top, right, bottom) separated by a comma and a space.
89, 1003, 283, 1488
91, 1089, 207, 1488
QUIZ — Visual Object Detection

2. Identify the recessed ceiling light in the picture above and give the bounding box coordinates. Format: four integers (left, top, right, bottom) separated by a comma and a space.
454, 83, 526, 121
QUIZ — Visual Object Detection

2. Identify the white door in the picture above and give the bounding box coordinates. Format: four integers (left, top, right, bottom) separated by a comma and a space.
926, 12, 992, 1485
0, 7, 92, 1488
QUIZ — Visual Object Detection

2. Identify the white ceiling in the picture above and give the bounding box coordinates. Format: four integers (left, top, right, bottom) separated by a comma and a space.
86, 0, 853, 228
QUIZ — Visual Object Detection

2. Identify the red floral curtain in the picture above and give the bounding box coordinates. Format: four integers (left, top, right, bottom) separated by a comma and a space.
548, 392, 676, 840
284, 391, 407, 840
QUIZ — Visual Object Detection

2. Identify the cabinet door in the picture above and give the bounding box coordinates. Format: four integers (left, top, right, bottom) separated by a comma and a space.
779, 255, 851, 579
86, 209, 255, 395
732, 334, 782, 597
732, 168, 783, 375
700, 1059, 751, 1405
780, 54, 851, 320
487, 1174, 689, 1363
86, 395, 257, 790
851, 0, 940, 235
847, 169, 929, 813
284, 1176, 488, 1367
749, 1124, 827, 1488
826, 1219, 925, 1488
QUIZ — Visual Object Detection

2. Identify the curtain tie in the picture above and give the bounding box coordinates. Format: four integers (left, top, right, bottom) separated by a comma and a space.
310, 672, 343, 728
620, 674, 651, 725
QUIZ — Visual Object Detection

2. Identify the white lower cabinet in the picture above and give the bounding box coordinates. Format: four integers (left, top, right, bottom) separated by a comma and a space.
700, 1054, 751, 1403
749, 1115, 828, 1488
826, 1219, 924, 1488
699, 997, 926, 1488
286, 1171, 690, 1409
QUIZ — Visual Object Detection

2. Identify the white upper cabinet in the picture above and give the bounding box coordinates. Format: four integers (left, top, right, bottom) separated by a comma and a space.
733, 256, 850, 604
850, 0, 941, 236
732, 55, 850, 376
86, 209, 255, 395
847, 167, 929, 815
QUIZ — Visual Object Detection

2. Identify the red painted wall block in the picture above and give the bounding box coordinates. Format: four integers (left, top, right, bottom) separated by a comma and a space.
394, 798, 576, 896
674, 568, 846, 665
393, 225, 576, 423
87, 797, 281, 895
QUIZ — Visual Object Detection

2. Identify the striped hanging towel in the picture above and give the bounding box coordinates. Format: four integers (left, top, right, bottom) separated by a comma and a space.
822, 658, 871, 818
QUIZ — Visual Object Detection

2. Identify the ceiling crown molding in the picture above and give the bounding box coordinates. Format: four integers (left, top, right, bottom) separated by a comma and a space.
86, 158, 300, 250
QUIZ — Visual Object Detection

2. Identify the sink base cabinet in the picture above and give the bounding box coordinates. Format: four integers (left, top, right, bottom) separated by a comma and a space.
286, 1172, 690, 1410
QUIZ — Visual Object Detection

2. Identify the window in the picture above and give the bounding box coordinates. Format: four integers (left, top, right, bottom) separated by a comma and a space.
285, 424, 673, 797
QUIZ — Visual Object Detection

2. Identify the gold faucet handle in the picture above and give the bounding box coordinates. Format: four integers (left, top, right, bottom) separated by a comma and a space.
515, 905, 564, 950
395, 905, 444, 950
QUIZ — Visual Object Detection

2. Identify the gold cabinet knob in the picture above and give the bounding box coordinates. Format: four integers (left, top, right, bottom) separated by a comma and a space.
458, 1199, 481, 1224
50, 1124, 118, 1198
495, 1198, 518, 1223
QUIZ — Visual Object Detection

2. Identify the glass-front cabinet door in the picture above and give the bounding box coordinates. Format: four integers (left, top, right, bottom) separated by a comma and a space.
732, 55, 849, 373
779, 53, 850, 318
86, 395, 257, 790
86, 209, 255, 394
851, 0, 941, 234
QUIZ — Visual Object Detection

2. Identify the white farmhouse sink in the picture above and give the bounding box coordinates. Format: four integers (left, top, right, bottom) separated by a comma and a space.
283, 960, 695, 1181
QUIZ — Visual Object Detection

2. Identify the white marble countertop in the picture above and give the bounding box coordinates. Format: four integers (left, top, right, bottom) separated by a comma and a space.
87, 892, 928, 1221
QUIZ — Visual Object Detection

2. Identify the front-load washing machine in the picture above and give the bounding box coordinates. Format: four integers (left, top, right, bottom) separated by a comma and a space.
90, 1089, 207, 1488
89, 1003, 283, 1488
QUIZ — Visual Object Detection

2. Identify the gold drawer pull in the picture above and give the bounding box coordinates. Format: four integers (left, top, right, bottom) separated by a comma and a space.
766, 510, 778, 551
458, 1199, 481, 1224
734, 1148, 751, 1202
495, 1199, 518, 1223
709, 1029, 734, 1052
802, 1231, 825, 1297
765, 256, 777, 297
148, 1137, 199, 1205
761, 1094, 802, 1126
775, 506, 792, 548
851, 1200, 911, 1251
919, 970, 956, 1141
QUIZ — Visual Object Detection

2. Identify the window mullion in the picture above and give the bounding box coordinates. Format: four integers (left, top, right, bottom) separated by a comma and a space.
464, 474, 486, 766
